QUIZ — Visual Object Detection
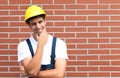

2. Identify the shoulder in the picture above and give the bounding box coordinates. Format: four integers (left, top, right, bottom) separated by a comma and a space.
52, 36, 66, 48
17, 38, 31, 49
49, 35, 66, 45
18, 39, 27, 47
56, 37, 66, 45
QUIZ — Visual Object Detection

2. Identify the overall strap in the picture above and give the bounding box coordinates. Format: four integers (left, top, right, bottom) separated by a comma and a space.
51, 37, 57, 64
26, 39, 34, 57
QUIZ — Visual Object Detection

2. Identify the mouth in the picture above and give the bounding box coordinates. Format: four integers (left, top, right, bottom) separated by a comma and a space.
34, 28, 43, 35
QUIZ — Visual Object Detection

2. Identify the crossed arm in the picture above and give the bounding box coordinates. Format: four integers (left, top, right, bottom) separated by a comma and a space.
21, 57, 67, 78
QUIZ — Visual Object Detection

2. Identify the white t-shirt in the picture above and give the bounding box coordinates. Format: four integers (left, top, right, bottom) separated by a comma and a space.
17, 35, 68, 65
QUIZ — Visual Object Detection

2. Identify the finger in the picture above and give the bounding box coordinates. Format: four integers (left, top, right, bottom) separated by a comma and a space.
20, 66, 24, 71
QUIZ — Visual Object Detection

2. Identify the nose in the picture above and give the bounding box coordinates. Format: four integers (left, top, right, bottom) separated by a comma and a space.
36, 22, 41, 28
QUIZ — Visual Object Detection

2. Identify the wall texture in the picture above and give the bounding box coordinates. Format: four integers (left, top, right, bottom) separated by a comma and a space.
1, 0, 120, 77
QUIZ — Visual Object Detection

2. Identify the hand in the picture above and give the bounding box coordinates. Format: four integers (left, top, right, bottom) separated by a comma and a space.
34, 28, 49, 46
20, 66, 28, 77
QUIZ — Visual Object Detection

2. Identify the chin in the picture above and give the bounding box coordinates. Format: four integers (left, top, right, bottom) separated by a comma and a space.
37, 33, 41, 36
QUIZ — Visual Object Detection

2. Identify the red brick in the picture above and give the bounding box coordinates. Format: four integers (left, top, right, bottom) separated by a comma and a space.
10, 0, 30, 4
112, 72, 120, 77
55, 33, 75, 38
88, 27, 109, 32
66, 67, 76, 71
47, 28, 64, 32
55, 10, 75, 15
10, 11, 25, 15
44, 5, 64, 9
88, 16, 109, 20
0, 11, 8, 15
77, 10, 98, 15
66, 39, 86, 43
111, 39, 120, 43
54, 0, 75, 4
0, 67, 8, 71
0, 56, 8, 60
100, 10, 120, 14
88, 5, 108, 9
55, 22, 75, 26
9, 44, 18, 49
10, 33, 30, 38
100, 33, 120, 37
78, 67, 98, 71
0, 16, 19, 21
10, 56, 17, 60
20, 28, 31, 32
0, 73, 20, 77
32, 0, 53, 4
100, 0, 120, 3
110, 16, 120, 20
0, 33, 8, 38
77, 56, 98, 60
0, 28, 19, 32
88, 38, 109, 43
65, 5, 86, 9
100, 67, 120, 71
100, 55, 120, 60
100, 44, 120, 48
111, 5, 120, 9
66, 16, 86, 20
0, 62, 19, 66
67, 61, 87, 66
0, 50, 17, 55
66, 28, 86, 32
77, 33, 97, 37
66, 72, 87, 77
89, 61, 110, 65
111, 50, 120, 54
46, 16, 64, 21
77, 22, 98, 26
0, 44, 8, 49
67, 44, 75, 49
0, 6, 18, 10
68, 50, 87, 55
0, 0, 8, 4
111, 61, 120, 65
10, 22, 26, 27
0, 22, 8, 26
68, 55, 76, 60
10, 67, 20, 71
77, 0, 98, 4
111, 27, 120, 31
46, 22, 53, 26
88, 50, 109, 54
89, 72, 110, 77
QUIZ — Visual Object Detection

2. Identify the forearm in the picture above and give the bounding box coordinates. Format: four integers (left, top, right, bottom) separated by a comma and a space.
36, 69, 64, 78
26, 45, 43, 75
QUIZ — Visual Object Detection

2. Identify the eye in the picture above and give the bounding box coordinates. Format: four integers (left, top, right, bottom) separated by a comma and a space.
38, 21, 43, 24
30, 22, 36, 26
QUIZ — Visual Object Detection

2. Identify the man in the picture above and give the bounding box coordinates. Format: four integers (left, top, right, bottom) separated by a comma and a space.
17, 5, 68, 78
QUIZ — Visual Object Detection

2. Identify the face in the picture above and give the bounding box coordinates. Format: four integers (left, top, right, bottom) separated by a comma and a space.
29, 17, 46, 36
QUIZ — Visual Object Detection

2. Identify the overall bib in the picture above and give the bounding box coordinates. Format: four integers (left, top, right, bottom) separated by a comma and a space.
26, 37, 57, 78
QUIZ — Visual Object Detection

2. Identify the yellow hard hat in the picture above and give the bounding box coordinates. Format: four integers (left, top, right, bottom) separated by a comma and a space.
25, 5, 46, 22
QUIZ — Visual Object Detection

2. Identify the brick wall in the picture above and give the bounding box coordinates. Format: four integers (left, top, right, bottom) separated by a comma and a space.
1, 0, 120, 77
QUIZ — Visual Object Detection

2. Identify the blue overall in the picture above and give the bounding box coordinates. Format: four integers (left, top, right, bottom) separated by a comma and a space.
26, 37, 57, 77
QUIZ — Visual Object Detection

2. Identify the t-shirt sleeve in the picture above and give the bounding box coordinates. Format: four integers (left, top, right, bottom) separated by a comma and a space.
17, 41, 31, 62
55, 38, 68, 59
